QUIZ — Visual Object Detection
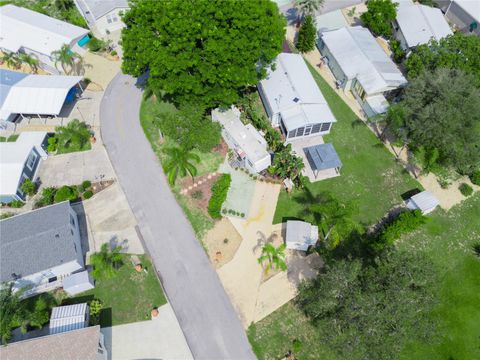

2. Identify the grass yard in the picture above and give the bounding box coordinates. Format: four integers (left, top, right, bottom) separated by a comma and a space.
273, 65, 419, 226
65, 255, 167, 327
249, 194, 480, 359
55, 141, 91, 154
139, 96, 224, 238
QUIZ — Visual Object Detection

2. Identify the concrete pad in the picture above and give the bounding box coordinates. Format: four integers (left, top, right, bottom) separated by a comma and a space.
83, 52, 122, 90
102, 303, 193, 360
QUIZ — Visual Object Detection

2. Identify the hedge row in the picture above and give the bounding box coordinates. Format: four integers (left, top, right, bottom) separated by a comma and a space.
208, 174, 231, 219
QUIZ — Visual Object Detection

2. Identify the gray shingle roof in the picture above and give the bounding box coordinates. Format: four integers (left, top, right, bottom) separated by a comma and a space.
80, 0, 128, 20
304, 143, 342, 171
0, 201, 81, 282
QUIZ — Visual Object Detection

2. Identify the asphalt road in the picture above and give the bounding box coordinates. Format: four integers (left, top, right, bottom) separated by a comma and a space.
100, 73, 255, 360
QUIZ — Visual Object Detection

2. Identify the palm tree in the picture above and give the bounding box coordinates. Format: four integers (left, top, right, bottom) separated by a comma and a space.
0, 284, 27, 344
18, 53, 39, 73
269, 144, 304, 182
90, 243, 123, 280
1, 52, 22, 70
257, 243, 288, 275
295, 0, 324, 22
51, 44, 81, 74
163, 146, 200, 185
55, 119, 91, 151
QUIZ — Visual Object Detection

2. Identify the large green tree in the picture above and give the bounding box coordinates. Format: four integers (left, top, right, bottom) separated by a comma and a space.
296, 15, 317, 53
122, 0, 285, 107
297, 250, 438, 359
405, 33, 480, 84
0, 285, 26, 344
387, 68, 480, 173
360, 0, 397, 38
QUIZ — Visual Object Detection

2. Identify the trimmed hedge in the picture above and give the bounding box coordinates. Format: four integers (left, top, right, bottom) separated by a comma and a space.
459, 183, 473, 197
207, 174, 231, 219
469, 171, 480, 186
54, 185, 79, 203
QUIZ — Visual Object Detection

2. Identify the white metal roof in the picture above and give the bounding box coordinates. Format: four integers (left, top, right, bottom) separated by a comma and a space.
0, 4, 89, 55
63, 270, 95, 296
315, 10, 348, 34
212, 106, 270, 166
406, 191, 440, 214
365, 94, 390, 114
0, 131, 47, 196
285, 220, 319, 251
0, 69, 82, 121
49, 303, 88, 335
396, 4, 453, 48
321, 27, 407, 95
259, 53, 336, 130
78, 0, 128, 20
453, 0, 480, 23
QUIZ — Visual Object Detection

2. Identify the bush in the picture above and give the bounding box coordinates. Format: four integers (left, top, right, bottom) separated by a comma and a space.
87, 36, 107, 52
83, 190, 93, 199
296, 16, 316, 53
459, 183, 473, 197
47, 136, 58, 152
207, 174, 231, 219
10, 200, 24, 208
40, 187, 57, 206
191, 190, 203, 200
89, 299, 103, 325
470, 171, 480, 186
20, 178, 36, 196
54, 186, 79, 203
81, 180, 92, 191
111, 50, 117, 56
390, 39, 405, 63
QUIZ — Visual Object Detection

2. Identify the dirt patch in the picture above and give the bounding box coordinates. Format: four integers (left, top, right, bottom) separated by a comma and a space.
179, 173, 219, 214
86, 81, 104, 91
203, 218, 243, 268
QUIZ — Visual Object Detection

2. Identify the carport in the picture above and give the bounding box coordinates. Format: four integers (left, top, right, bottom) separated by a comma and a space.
304, 143, 342, 179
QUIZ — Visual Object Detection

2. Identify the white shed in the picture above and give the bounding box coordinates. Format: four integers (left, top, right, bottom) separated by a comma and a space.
406, 191, 440, 214
285, 220, 319, 251
49, 303, 89, 335
63, 270, 95, 296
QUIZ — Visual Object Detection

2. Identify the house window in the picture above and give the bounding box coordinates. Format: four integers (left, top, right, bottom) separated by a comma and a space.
48, 276, 58, 283
296, 127, 305, 137
247, 159, 253, 167
304, 125, 312, 136
311, 124, 321, 134
321, 123, 331, 132
18, 174, 29, 195
288, 130, 296, 138
26, 151, 38, 170
353, 80, 366, 100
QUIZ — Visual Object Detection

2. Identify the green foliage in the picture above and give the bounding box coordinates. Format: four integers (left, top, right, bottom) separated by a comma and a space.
37, 187, 57, 207
51, 44, 82, 74
53, 185, 78, 203
110, 50, 117, 56
155, 104, 221, 152
90, 243, 124, 280
459, 183, 473, 197
87, 36, 107, 52
81, 180, 92, 191
470, 171, 480, 186
83, 190, 93, 199
191, 190, 203, 200
417, 0, 435, 6
207, 174, 231, 219
47, 136, 58, 152
296, 16, 316, 53
20, 178, 36, 196
9, 200, 24, 208
122, 0, 285, 107
18, 52, 39, 73
0, 285, 26, 344
390, 39, 405, 63
473, 243, 480, 257
28, 297, 50, 330
257, 243, 287, 274
163, 146, 200, 185
0, 212, 14, 220
296, 250, 438, 359
387, 68, 480, 174
269, 144, 305, 183
88, 299, 103, 325
405, 33, 480, 84
0, 51, 21, 69
360, 0, 397, 38
55, 119, 91, 153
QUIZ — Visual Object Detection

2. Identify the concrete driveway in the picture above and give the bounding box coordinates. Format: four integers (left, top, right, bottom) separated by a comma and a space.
100, 73, 254, 359
102, 303, 193, 360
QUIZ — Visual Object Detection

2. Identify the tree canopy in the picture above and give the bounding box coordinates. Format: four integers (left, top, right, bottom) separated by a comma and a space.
386, 68, 480, 174
296, 15, 317, 53
122, 0, 285, 108
405, 33, 480, 84
360, 0, 397, 38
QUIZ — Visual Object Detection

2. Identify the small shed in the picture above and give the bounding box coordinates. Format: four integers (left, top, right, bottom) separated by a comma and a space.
315, 9, 348, 34
304, 143, 342, 179
49, 303, 89, 335
62, 271, 94, 296
406, 191, 440, 214
285, 220, 319, 251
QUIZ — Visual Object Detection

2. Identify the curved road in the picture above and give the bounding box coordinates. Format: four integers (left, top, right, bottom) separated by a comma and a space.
100, 73, 254, 359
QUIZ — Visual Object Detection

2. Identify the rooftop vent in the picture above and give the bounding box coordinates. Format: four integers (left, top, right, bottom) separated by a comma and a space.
293, 97, 300, 103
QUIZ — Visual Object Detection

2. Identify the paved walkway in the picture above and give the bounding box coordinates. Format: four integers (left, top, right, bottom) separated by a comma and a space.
102, 303, 193, 360
100, 73, 254, 359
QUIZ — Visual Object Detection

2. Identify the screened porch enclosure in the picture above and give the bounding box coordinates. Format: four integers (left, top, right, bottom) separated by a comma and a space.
280, 116, 331, 140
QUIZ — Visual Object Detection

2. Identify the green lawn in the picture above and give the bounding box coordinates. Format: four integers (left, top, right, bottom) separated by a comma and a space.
273, 64, 419, 225
56, 141, 91, 155
249, 194, 480, 359
139, 96, 223, 238
64, 255, 167, 327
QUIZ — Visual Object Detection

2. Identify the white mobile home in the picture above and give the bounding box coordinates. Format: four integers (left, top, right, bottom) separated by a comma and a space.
258, 53, 337, 142
0, 5, 89, 74
318, 26, 407, 117
74, 0, 129, 36
442, 0, 480, 35
212, 106, 271, 173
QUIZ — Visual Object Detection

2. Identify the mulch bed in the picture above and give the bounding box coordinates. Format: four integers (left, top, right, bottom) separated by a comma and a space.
179, 173, 220, 215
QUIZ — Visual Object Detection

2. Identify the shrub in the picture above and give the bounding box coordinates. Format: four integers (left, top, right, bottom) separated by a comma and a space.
87, 36, 107, 52
222, 208, 227, 214
390, 39, 406, 63
470, 171, 480, 186
207, 174, 231, 219
83, 190, 93, 199
241, 213, 245, 218
223, 238, 229, 244
296, 15, 316, 53
83, 77, 92, 86
40, 187, 57, 206
459, 183, 473, 197
191, 190, 203, 200
89, 299, 103, 325
54, 185, 78, 203
20, 178, 36, 196
111, 50, 117, 56
10, 200, 24, 208
47, 136, 58, 152
81, 180, 92, 191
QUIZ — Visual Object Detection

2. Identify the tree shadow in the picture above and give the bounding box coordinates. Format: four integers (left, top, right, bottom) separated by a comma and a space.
99, 307, 113, 328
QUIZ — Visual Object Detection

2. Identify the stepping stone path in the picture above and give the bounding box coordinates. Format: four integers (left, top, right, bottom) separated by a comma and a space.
180, 172, 220, 194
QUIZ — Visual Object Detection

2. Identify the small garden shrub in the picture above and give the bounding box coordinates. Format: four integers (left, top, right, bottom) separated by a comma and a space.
81, 180, 92, 191
20, 178, 36, 196
87, 36, 107, 52
207, 174, 231, 219
54, 185, 79, 203
111, 50, 117, 56
10, 200, 24, 208
40, 187, 57, 206
47, 136, 58, 152
470, 171, 480, 186
191, 190, 203, 200
459, 183, 473, 197
83, 190, 94, 199
223, 238, 229, 244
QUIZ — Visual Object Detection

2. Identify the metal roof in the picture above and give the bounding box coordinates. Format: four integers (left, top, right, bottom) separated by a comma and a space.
0, 131, 48, 196
315, 10, 349, 34
0, 201, 83, 282
76, 0, 128, 20
63, 271, 95, 296
406, 191, 440, 214
0, 4, 89, 55
285, 220, 318, 251
0, 69, 82, 121
453, 0, 480, 23
396, 4, 453, 48
365, 94, 389, 115
321, 27, 407, 95
259, 53, 336, 129
304, 143, 342, 171
50, 303, 88, 334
